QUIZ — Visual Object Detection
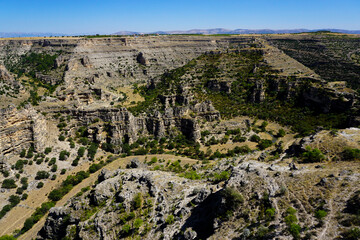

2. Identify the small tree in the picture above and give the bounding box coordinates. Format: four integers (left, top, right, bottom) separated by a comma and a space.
44, 147, 52, 154
301, 147, 325, 163
122, 224, 131, 235
315, 209, 327, 222
132, 193, 142, 210
133, 218, 143, 230
37, 182, 44, 188
77, 147, 86, 157
2, 179, 17, 189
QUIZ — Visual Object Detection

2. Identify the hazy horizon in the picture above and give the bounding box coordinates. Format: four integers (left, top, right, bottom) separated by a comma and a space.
1, 0, 360, 34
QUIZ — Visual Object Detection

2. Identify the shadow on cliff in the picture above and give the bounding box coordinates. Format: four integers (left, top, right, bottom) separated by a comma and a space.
175, 190, 225, 240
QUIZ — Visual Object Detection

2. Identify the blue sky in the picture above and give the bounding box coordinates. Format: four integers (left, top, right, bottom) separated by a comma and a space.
1, 0, 359, 34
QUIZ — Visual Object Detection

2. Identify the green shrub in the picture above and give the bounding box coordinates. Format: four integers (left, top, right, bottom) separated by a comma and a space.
78, 137, 89, 145
21, 193, 28, 200
48, 157, 56, 166
250, 134, 261, 142
132, 193, 142, 210
289, 223, 301, 239
0, 235, 17, 240
15, 160, 25, 170
122, 224, 131, 235
265, 208, 276, 221
16, 188, 24, 194
72, 159, 79, 166
2, 170, 9, 178
37, 182, 44, 188
222, 187, 244, 211
58, 135, 65, 141
165, 214, 175, 225
26, 146, 34, 158
342, 148, 360, 161
48, 189, 63, 201
51, 164, 58, 172
87, 143, 98, 160
20, 149, 26, 158
256, 225, 269, 238
134, 218, 143, 229
1, 179, 17, 189
36, 158, 43, 165
20, 201, 55, 234
257, 139, 273, 150
315, 209, 327, 220
181, 170, 201, 180
285, 214, 298, 225
301, 147, 326, 163
60, 169, 66, 175
44, 147, 52, 154
57, 122, 67, 130
8, 195, 21, 207
147, 157, 157, 165
260, 121, 268, 132
213, 171, 230, 183
77, 147, 86, 157
233, 135, 246, 142
35, 171, 50, 180
0, 205, 12, 219
277, 129, 286, 138
20, 177, 28, 184
89, 163, 103, 173
234, 145, 251, 154
59, 150, 70, 161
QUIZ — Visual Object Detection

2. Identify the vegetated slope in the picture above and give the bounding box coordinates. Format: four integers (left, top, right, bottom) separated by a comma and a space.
267, 34, 360, 90
0, 34, 360, 240
134, 46, 358, 136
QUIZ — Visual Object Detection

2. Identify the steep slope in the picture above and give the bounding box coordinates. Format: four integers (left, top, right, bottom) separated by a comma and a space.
0, 34, 360, 240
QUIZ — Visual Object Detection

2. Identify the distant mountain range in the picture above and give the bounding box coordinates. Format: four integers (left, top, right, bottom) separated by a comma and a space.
1, 28, 360, 38
0, 32, 71, 38
114, 28, 360, 35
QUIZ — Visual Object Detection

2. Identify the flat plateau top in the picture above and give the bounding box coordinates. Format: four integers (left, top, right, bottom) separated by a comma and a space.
0, 32, 359, 41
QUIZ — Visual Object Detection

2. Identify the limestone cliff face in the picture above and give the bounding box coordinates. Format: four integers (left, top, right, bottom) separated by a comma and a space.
0, 36, 252, 94
0, 105, 47, 157
57, 99, 218, 152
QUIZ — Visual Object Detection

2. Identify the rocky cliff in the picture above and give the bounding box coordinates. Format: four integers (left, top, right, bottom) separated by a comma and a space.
38, 157, 360, 240
0, 105, 47, 158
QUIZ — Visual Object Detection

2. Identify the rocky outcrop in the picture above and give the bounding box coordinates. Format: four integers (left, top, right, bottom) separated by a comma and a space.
206, 79, 232, 94
38, 156, 360, 240
302, 82, 358, 113
136, 52, 148, 66
38, 168, 212, 240
0, 105, 47, 157
0, 65, 13, 82
38, 207, 70, 240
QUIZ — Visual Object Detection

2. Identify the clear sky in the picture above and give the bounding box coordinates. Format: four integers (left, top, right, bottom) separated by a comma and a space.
1, 0, 360, 34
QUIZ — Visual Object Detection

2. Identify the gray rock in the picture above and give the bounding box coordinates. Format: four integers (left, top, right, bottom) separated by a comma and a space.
184, 228, 197, 240
289, 162, 298, 170
98, 168, 113, 183
127, 158, 141, 168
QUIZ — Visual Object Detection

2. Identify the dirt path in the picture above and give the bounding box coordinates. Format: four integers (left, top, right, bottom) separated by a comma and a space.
0, 154, 197, 239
